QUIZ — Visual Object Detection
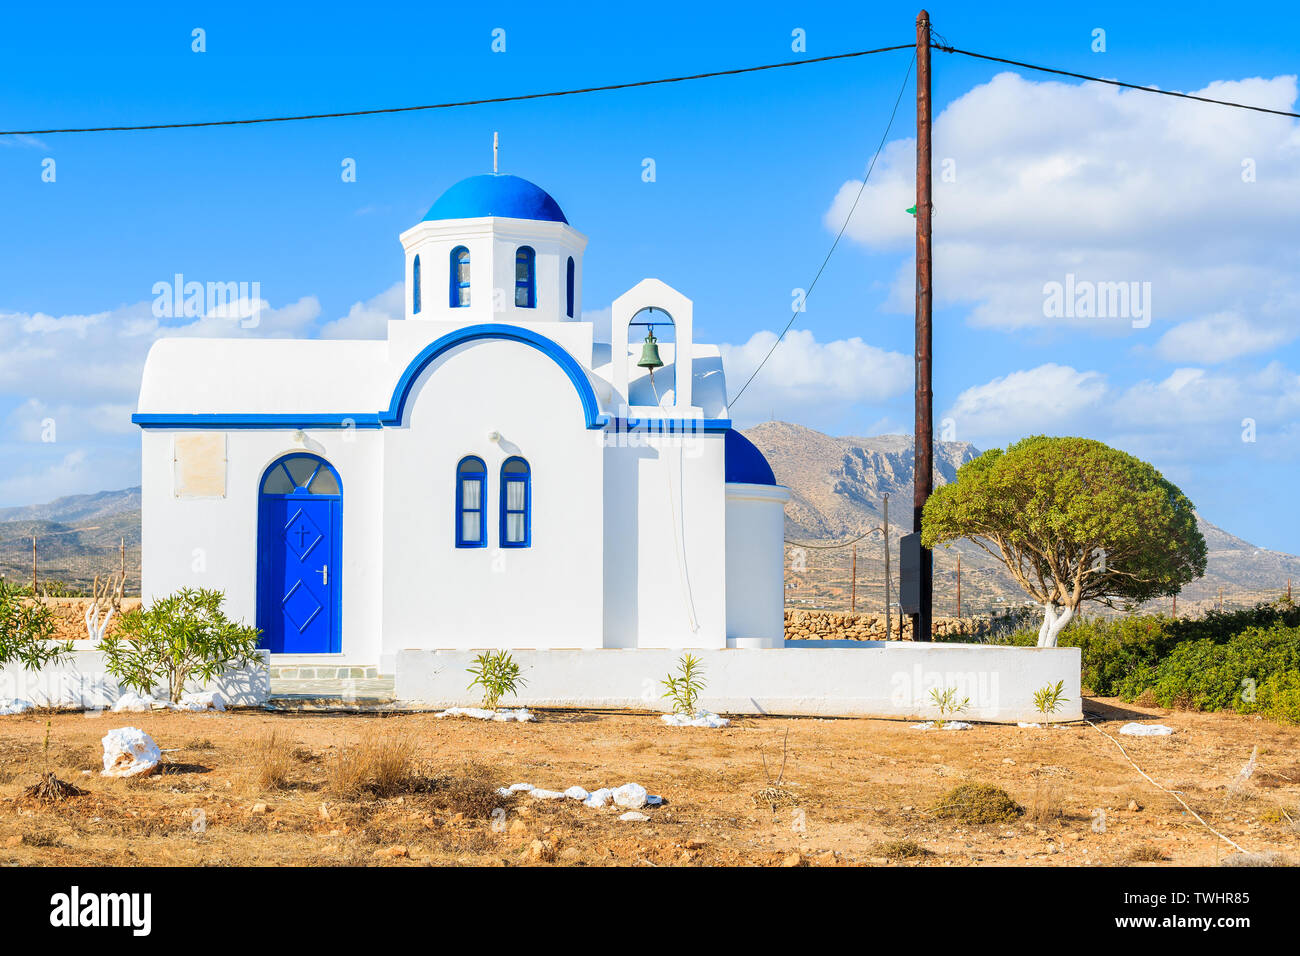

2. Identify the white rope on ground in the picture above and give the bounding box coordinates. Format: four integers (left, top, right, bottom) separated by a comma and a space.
1084, 717, 1248, 854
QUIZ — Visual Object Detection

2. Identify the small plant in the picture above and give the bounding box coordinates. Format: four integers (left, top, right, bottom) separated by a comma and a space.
466, 649, 526, 710
101, 587, 261, 703
869, 838, 930, 859
928, 685, 969, 728
0, 580, 70, 672
661, 652, 706, 717
1033, 680, 1069, 723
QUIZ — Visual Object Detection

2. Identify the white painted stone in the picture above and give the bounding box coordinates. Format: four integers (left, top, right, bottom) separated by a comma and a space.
584, 788, 613, 809
1119, 723, 1174, 736
101, 727, 162, 778
612, 783, 648, 809
564, 786, 590, 801
0, 698, 33, 716
619, 811, 650, 822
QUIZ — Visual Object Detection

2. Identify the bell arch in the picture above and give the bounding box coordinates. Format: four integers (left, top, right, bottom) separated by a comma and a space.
611, 278, 694, 413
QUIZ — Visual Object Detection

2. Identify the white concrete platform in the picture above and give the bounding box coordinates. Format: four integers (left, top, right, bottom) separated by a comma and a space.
394, 643, 1083, 723
0, 647, 270, 709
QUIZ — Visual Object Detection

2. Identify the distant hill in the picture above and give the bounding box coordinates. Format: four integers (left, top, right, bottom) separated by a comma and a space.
744, 422, 1299, 613
0, 487, 141, 591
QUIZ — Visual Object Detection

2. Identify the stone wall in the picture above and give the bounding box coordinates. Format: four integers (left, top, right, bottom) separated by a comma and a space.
784, 608, 984, 642
26, 597, 143, 643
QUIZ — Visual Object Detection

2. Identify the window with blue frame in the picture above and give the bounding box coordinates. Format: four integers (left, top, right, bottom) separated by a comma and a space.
412, 254, 422, 314
450, 246, 470, 307
456, 456, 487, 547
566, 256, 575, 318
514, 246, 535, 308
500, 457, 531, 547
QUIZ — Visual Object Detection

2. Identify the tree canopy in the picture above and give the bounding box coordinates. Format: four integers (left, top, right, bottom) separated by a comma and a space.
921, 436, 1207, 646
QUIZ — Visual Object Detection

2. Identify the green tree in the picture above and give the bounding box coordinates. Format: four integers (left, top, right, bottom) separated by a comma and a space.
921, 436, 1206, 647
0, 581, 71, 671
101, 587, 262, 703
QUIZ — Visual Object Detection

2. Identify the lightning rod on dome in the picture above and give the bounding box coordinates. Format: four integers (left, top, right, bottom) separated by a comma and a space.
493, 131, 498, 173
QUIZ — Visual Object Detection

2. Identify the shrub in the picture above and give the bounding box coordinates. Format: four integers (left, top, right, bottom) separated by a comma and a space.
101, 587, 261, 703
931, 783, 1024, 824
1032, 680, 1069, 720
466, 649, 526, 710
661, 652, 706, 716
1257, 672, 1300, 725
0, 581, 70, 672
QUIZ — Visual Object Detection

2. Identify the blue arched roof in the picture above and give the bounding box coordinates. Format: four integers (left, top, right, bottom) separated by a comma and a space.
382, 324, 605, 429
724, 429, 777, 485
423, 174, 568, 224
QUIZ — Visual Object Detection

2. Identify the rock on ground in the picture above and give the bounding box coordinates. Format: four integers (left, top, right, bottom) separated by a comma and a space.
101, 727, 162, 778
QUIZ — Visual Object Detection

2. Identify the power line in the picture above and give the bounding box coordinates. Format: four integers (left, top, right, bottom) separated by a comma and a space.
935, 44, 1300, 120
0, 44, 914, 136
727, 52, 915, 409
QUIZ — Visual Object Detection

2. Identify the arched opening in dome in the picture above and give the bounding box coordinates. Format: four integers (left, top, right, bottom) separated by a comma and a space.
627, 306, 676, 406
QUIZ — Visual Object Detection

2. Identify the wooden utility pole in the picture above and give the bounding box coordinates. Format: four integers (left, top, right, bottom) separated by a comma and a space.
912, 9, 935, 641
883, 495, 891, 637
850, 545, 858, 613
31, 536, 37, 595
1172, 592, 1177, 618
956, 553, 962, 618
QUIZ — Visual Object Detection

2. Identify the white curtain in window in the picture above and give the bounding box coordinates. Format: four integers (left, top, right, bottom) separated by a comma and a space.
463, 512, 481, 542
462, 480, 481, 510
505, 480, 526, 511
506, 513, 525, 543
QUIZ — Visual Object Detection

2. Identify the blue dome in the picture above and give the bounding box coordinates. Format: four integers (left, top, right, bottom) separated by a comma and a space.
724, 429, 777, 486
423, 174, 568, 224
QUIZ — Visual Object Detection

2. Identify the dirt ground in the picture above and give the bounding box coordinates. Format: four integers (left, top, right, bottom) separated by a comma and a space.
0, 698, 1296, 867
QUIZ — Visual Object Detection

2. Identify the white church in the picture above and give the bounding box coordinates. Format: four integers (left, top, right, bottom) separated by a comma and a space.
133, 171, 791, 674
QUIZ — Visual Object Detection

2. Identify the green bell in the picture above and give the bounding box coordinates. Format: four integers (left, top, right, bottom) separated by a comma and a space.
637, 328, 664, 370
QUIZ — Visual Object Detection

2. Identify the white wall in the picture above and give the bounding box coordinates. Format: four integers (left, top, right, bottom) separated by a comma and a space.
379, 337, 605, 667
0, 649, 270, 708
140, 428, 386, 665
602, 429, 727, 648
394, 644, 1084, 723
725, 483, 791, 647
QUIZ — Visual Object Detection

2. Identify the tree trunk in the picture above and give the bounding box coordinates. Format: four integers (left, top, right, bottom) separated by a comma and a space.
1037, 603, 1075, 648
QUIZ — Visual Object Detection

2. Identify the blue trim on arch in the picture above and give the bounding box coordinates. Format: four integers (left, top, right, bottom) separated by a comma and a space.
382, 324, 608, 429
606, 417, 732, 434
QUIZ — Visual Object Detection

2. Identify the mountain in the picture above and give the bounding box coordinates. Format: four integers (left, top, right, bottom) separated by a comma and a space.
0, 487, 141, 524
744, 422, 1300, 613
0, 487, 141, 590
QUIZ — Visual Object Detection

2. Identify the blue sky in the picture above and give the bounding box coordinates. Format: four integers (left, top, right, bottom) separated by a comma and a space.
1, 1, 1297, 553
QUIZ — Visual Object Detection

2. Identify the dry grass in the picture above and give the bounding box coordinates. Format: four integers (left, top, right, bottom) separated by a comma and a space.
255, 731, 294, 791
423, 763, 508, 819
1127, 843, 1166, 862
931, 783, 1024, 824
22, 771, 86, 804
870, 838, 930, 859
326, 734, 421, 799
1027, 780, 1063, 826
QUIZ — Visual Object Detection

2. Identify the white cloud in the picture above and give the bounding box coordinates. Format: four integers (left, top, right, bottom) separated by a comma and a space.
721, 328, 911, 425
1154, 311, 1295, 363
319, 282, 404, 339
828, 72, 1300, 348
946, 363, 1108, 437
947, 361, 1300, 461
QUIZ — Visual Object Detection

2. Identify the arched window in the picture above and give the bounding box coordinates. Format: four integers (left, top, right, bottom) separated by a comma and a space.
412, 255, 422, 314
261, 453, 341, 496
500, 457, 531, 548
456, 456, 487, 548
450, 246, 470, 308
566, 256, 575, 318
514, 246, 535, 309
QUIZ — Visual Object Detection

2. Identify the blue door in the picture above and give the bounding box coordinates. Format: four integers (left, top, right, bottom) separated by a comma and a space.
257, 454, 342, 654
